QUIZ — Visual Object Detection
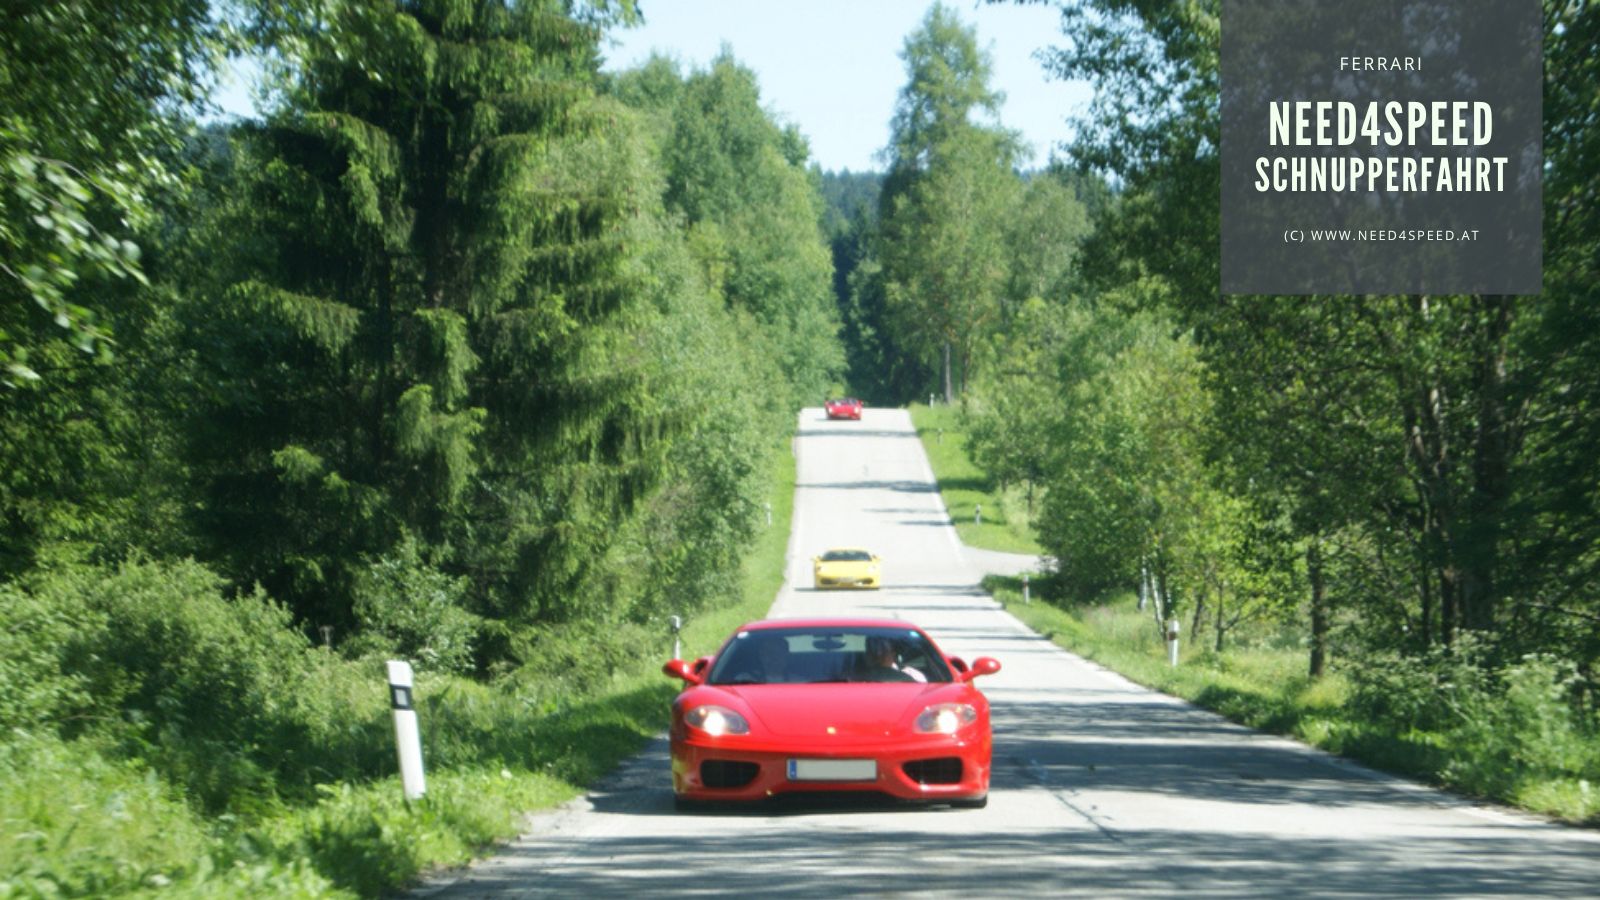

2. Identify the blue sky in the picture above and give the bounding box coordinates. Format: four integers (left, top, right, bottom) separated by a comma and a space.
213, 2, 1090, 173
603, 1, 1090, 172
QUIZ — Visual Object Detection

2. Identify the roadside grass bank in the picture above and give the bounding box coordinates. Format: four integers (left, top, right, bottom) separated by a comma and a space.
986, 577, 1600, 826
907, 404, 1044, 556
0, 450, 795, 897
906, 403, 1599, 826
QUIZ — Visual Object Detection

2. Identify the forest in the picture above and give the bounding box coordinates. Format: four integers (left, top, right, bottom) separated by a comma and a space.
2, 0, 1597, 894
837, 0, 1600, 824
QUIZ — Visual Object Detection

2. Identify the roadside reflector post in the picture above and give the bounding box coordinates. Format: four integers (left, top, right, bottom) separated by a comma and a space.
1023, 573, 1031, 605
765, 501, 772, 526
320, 624, 334, 649
387, 660, 426, 800
974, 504, 982, 526
929, 393, 935, 408
1164, 619, 1181, 668
669, 615, 683, 660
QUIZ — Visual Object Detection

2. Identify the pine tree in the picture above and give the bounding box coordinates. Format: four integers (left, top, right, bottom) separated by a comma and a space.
188, 0, 684, 629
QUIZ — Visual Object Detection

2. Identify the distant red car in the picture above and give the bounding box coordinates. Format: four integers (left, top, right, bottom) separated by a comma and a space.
824, 397, 864, 420
663, 618, 1000, 810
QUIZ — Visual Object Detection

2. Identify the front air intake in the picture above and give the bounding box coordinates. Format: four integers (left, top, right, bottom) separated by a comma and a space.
903, 757, 963, 785
700, 760, 760, 788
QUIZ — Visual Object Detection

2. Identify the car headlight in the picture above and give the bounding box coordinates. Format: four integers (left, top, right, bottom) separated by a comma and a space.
914, 703, 978, 734
684, 705, 750, 736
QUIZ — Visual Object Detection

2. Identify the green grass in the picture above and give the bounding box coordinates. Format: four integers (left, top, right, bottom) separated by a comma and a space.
988, 577, 1339, 732
911, 396, 1600, 824
986, 575, 1600, 825
334, 446, 800, 892
908, 404, 1044, 555
915, 398, 1599, 824
0, 449, 799, 898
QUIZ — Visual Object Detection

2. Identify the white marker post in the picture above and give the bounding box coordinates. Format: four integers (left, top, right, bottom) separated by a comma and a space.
1165, 619, 1181, 668
1023, 572, 1031, 605
974, 504, 982, 526
386, 660, 426, 800
669, 615, 683, 661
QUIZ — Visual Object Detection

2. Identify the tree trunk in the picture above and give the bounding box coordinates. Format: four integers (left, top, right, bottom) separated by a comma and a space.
1461, 294, 1513, 633
1156, 566, 1173, 638
942, 340, 954, 404
1308, 539, 1328, 678
1419, 555, 1434, 646
1440, 565, 1459, 646
1400, 295, 1459, 646
1214, 592, 1227, 653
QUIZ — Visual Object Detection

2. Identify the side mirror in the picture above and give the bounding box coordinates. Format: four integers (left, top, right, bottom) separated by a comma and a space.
663, 658, 704, 685
963, 657, 1002, 681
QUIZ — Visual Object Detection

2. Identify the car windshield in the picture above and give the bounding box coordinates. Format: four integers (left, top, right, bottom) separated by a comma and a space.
707, 626, 952, 685
821, 550, 871, 562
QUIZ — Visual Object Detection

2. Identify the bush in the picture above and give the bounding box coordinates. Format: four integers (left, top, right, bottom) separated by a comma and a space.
0, 557, 394, 811
0, 732, 339, 897
345, 537, 479, 675
0, 579, 101, 734
1348, 638, 1600, 800
0, 732, 211, 895
1443, 653, 1599, 796
1346, 645, 1471, 734
503, 618, 661, 707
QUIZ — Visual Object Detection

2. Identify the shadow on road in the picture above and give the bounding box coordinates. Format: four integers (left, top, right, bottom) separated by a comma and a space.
421, 658, 1600, 899
438, 795, 1596, 898
795, 429, 921, 439
796, 480, 938, 493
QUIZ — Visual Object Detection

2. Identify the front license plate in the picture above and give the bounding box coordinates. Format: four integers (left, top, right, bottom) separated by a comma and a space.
788, 758, 877, 781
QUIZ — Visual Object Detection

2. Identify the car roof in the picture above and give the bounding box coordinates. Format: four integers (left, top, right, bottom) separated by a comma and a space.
739, 617, 922, 632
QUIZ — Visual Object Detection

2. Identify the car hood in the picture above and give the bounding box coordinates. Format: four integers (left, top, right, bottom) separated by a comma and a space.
815, 560, 877, 575
722, 682, 967, 739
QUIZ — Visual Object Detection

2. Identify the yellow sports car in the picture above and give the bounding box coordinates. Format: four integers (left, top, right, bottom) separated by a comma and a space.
812, 548, 882, 590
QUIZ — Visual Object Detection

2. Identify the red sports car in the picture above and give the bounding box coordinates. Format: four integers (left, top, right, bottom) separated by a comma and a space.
662, 618, 1000, 810
824, 397, 864, 420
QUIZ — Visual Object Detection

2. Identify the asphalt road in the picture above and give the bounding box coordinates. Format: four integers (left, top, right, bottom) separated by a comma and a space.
418, 408, 1600, 898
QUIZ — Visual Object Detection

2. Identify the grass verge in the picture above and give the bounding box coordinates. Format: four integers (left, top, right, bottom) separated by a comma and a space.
907, 404, 1044, 555
986, 576, 1352, 747
0, 448, 797, 898
352, 444, 798, 892
985, 577, 1598, 825
907, 402, 1598, 826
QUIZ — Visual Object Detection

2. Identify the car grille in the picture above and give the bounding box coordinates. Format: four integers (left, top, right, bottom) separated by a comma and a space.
903, 757, 963, 785
700, 760, 760, 789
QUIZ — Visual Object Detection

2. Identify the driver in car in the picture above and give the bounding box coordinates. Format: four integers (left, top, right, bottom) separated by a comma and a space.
754, 634, 792, 683
860, 636, 927, 682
